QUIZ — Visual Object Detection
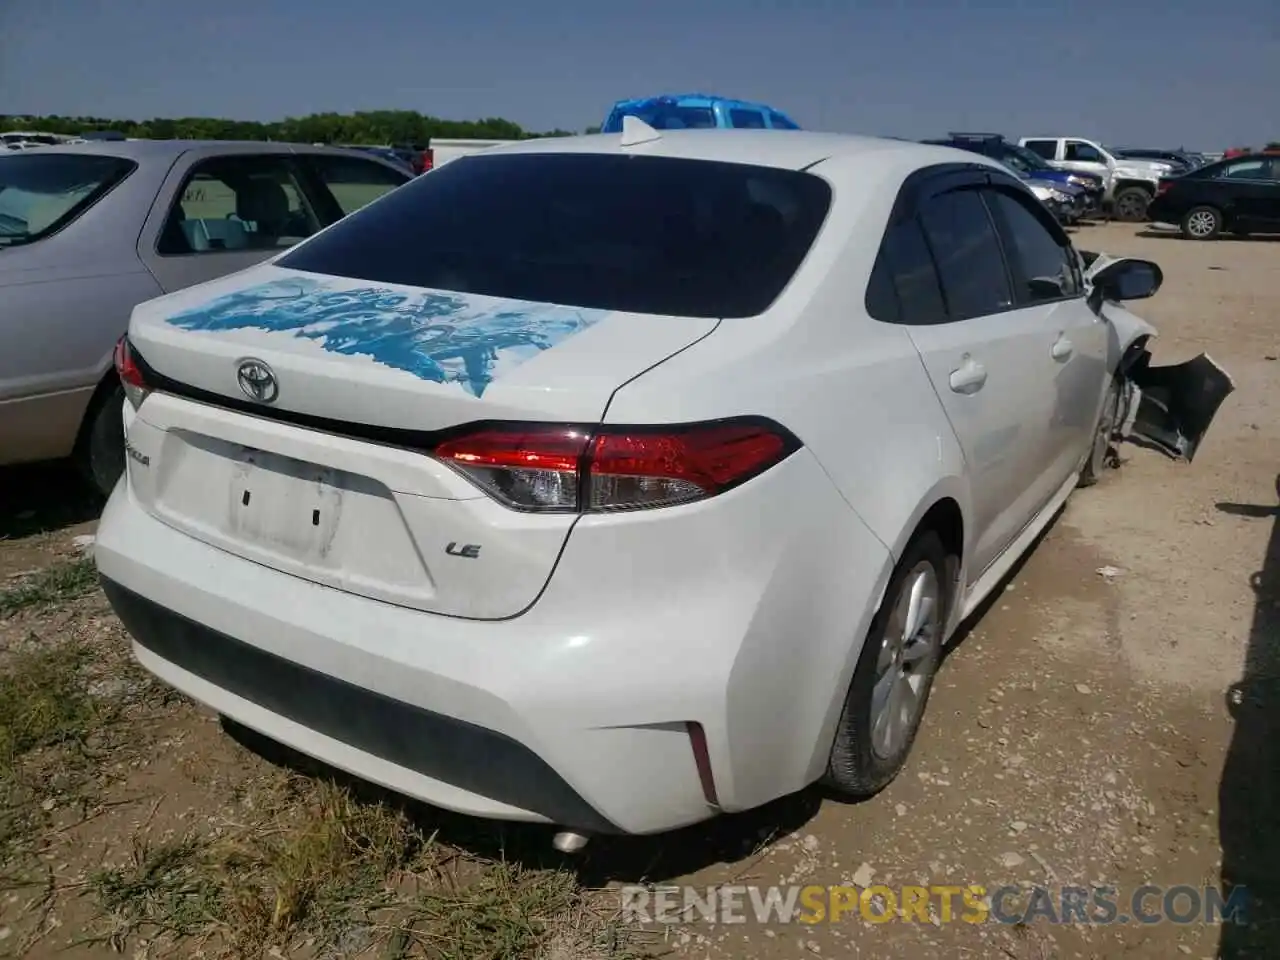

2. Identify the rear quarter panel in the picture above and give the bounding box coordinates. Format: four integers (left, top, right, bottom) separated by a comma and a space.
600, 152, 970, 783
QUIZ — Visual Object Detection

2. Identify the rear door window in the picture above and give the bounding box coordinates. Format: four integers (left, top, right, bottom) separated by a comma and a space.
768, 112, 800, 130
865, 218, 947, 325
729, 109, 767, 129
158, 155, 322, 256
277, 152, 833, 319
918, 188, 1013, 320
0, 153, 136, 247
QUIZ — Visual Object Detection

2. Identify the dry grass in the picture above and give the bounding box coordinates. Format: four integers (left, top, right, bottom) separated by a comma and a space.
0, 557, 98, 618
81, 777, 631, 959
0, 558, 644, 960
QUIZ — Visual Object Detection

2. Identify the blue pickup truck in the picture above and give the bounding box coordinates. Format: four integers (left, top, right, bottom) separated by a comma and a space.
601, 94, 801, 133
922, 132, 1106, 216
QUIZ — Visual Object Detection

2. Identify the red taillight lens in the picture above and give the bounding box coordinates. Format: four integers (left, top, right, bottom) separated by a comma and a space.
113, 336, 151, 409
433, 426, 590, 511
589, 422, 792, 511
432, 419, 799, 513
1156, 180, 1174, 196
420, 148, 434, 173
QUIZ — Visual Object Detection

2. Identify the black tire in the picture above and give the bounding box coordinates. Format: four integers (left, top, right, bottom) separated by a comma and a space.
73, 383, 126, 499
825, 530, 949, 798
1111, 186, 1152, 223
1079, 376, 1121, 487
1180, 205, 1222, 241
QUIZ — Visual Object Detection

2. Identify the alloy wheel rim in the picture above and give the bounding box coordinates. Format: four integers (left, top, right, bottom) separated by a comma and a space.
870, 562, 940, 760
1188, 211, 1216, 237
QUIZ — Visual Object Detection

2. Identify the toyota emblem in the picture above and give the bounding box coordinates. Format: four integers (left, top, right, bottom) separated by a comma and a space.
236, 358, 278, 404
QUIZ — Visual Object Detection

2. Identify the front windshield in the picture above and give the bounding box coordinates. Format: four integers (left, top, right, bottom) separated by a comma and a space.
1001, 153, 1034, 175
1005, 144, 1053, 171
0, 153, 135, 247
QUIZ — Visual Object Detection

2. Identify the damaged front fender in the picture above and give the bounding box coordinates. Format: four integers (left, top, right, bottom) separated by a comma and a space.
1116, 351, 1235, 462
1082, 251, 1235, 462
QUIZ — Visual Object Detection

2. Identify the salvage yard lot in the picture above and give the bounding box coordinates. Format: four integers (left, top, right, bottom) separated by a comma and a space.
1, 223, 1277, 959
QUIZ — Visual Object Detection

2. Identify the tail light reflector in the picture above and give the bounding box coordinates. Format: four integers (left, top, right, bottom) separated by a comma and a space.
113, 336, 151, 410
432, 418, 800, 513
686, 722, 720, 807
1155, 180, 1174, 196
420, 148, 434, 173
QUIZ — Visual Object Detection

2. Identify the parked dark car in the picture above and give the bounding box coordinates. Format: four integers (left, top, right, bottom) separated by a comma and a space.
1146, 154, 1280, 240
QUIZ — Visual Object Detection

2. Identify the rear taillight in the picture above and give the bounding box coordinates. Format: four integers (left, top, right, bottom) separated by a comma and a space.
113, 336, 151, 410
432, 418, 800, 513
420, 148, 434, 173
1156, 180, 1174, 196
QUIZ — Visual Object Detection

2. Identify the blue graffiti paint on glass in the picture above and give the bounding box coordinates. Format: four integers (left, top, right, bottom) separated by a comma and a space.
164, 275, 610, 397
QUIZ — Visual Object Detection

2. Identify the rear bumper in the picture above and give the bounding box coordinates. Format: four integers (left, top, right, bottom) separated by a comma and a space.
95, 447, 890, 835
1143, 196, 1179, 224
102, 578, 618, 832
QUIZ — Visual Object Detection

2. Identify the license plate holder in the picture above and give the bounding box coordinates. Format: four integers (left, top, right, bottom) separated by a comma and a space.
228, 447, 344, 559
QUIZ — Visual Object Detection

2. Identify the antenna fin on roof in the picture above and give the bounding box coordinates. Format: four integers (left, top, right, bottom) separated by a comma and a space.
620, 114, 662, 147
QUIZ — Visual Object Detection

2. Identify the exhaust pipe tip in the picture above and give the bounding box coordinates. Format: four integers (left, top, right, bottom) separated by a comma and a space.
552, 831, 590, 854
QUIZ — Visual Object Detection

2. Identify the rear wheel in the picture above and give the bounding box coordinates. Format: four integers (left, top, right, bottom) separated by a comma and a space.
73, 383, 126, 499
825, 531, 948, 798
1111, 186, 1152, 223
1181, 205, 1222, 240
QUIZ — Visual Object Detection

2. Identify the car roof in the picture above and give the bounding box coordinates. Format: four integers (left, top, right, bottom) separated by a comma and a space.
15, 139, 378, 163
473, 128, 1006, 175
608, 93, 786, 113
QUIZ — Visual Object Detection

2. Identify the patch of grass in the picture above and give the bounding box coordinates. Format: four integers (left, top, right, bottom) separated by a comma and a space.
87, 778, 634, 958
405, 861, 580, 960
89, 833, 222, 949
0, 640, 98, 885
0, 556, 99, 618
0, 641, 94, 775
88, 781, 427, 954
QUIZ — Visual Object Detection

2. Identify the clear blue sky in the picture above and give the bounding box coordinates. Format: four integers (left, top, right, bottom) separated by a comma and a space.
1, 0, 1274, 149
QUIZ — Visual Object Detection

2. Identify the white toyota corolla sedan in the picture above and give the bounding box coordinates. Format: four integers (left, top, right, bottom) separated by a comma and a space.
94, 122, 1233, 848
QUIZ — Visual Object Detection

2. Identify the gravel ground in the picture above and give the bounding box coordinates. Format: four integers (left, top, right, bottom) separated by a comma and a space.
0, 222, 1275, 960
632, 223, 1280, 959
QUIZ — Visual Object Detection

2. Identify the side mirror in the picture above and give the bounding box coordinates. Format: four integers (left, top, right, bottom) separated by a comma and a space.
1090, 258, 1163, 302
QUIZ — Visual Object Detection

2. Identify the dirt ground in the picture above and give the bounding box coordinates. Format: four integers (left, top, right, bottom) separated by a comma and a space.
0, 222, 1276, 959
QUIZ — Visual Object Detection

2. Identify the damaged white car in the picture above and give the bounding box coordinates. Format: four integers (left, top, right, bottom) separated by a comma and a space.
94, 130, 1233, 848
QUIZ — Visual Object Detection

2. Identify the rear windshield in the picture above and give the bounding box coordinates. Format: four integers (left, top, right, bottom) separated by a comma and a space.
278, 152, 833, 318
0, 153, 136, 246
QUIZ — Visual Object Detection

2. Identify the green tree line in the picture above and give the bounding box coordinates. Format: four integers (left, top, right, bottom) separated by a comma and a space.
1, 110, 590, 144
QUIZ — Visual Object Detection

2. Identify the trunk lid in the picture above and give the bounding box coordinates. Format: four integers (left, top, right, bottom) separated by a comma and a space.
128, 263, 717, 429
123, 264, 718, 619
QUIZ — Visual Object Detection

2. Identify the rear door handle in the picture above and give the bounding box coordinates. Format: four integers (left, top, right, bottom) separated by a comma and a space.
949, 357, 987, 395
1051, 335, 1074, 361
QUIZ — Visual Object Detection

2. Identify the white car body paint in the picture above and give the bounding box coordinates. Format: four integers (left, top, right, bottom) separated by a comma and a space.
94, 129, 1229, 836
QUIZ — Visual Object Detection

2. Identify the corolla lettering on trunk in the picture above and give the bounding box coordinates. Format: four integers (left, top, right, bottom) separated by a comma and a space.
163, 275, 610, 398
